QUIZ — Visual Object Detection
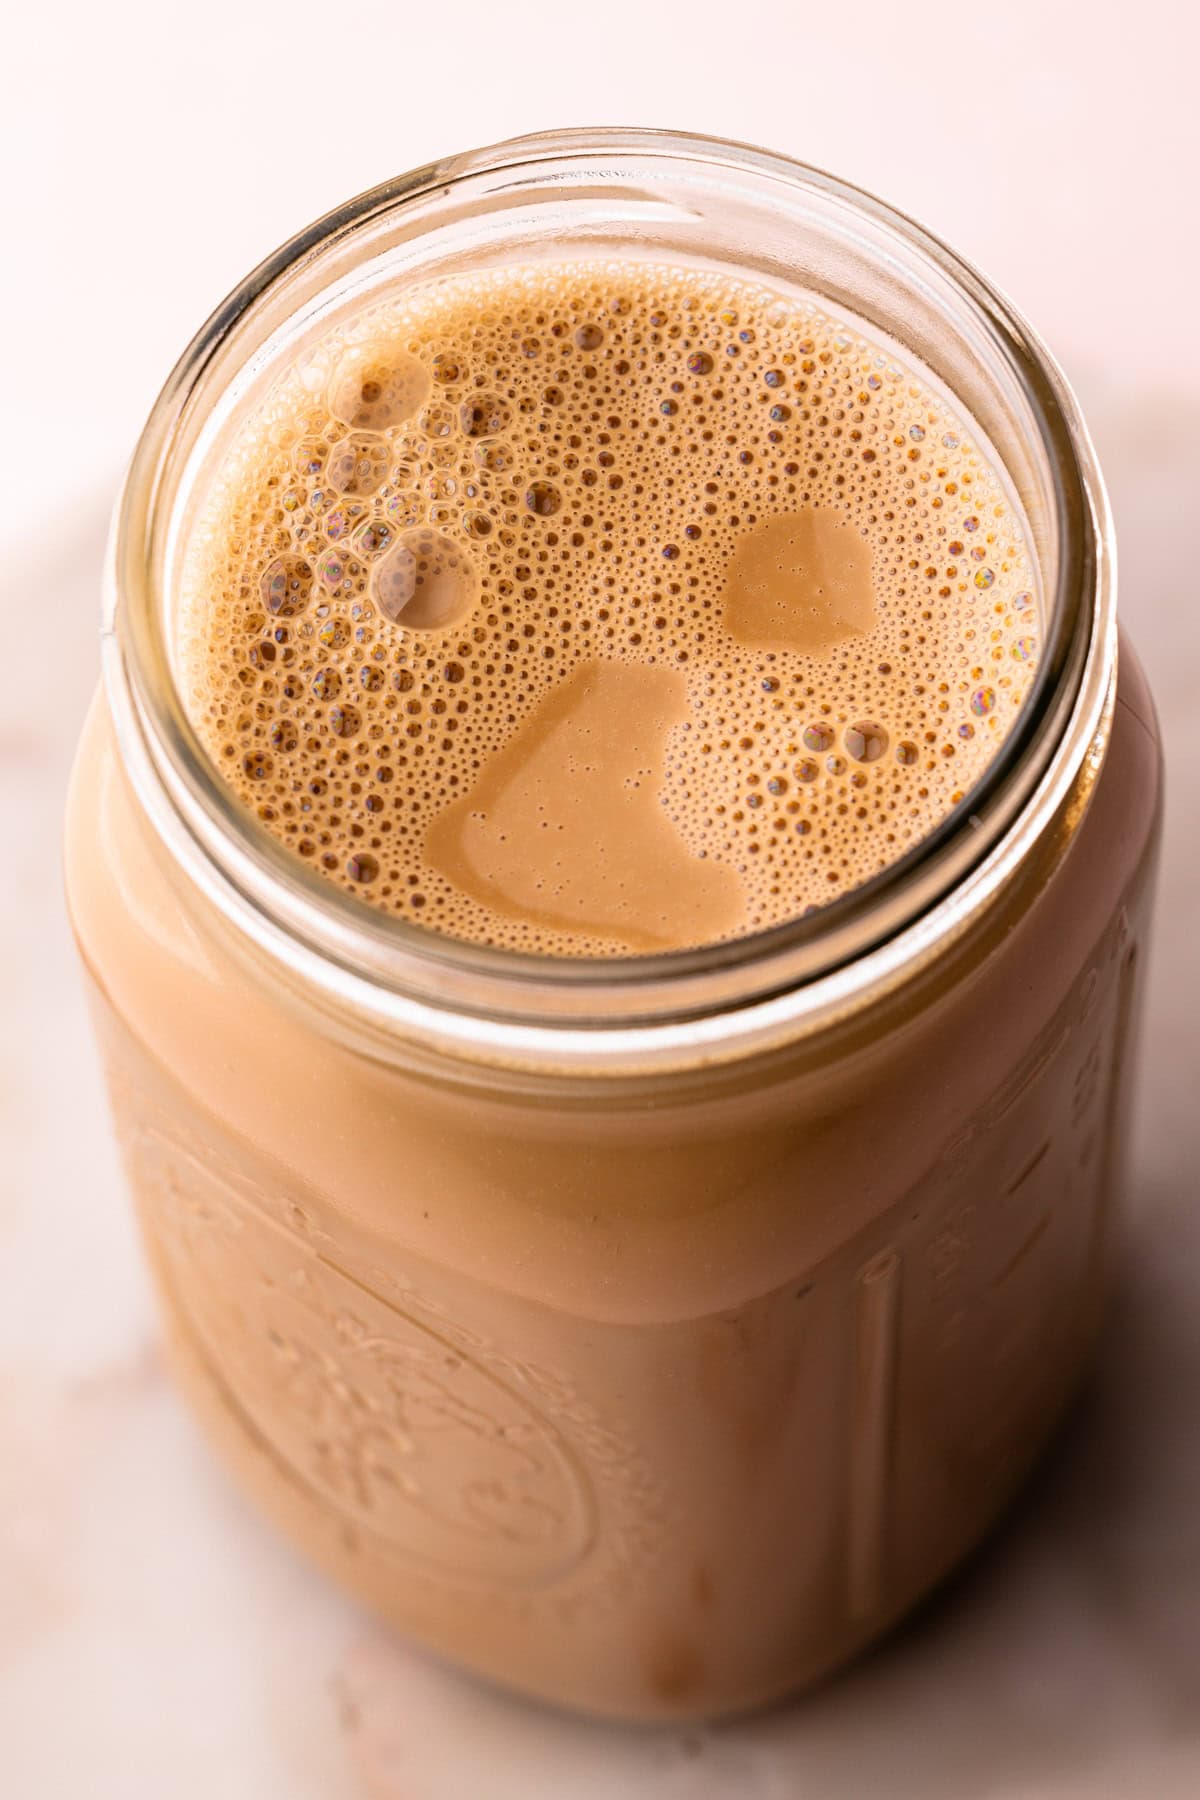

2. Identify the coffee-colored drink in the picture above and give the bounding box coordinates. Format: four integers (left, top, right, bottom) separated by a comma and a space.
180, 261, 1039, 953
65, 133, 1161, 1721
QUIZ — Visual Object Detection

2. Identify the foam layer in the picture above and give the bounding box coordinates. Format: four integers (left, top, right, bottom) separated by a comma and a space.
178, 261, 1040, 955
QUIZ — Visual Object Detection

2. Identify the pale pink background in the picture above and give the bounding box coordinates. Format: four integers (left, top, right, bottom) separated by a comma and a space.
2, 2, 1198, 1793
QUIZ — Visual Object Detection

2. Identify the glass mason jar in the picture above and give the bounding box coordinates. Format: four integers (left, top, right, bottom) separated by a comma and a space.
66, 130, 1161, 1721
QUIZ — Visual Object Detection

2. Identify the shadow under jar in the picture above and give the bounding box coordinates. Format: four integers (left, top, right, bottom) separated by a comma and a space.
65, 130, 1162, 1721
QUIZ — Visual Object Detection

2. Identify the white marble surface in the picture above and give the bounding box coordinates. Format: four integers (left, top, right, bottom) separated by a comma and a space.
3, 2, 1200, 1793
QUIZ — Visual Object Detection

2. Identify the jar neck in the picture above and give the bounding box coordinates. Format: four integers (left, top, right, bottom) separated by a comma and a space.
104, 129, 1115, 1069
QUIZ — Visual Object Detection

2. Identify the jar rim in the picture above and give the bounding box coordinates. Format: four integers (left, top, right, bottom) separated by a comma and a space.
103, 126, 1115, 1071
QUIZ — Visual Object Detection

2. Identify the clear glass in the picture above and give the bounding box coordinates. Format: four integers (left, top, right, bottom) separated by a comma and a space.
66, 130, 1161, 1719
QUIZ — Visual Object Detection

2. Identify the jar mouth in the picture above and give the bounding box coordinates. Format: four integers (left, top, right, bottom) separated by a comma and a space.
104, 127, 1114, 1058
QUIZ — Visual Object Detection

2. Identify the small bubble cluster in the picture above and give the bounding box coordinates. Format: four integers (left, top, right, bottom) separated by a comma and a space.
179, 261, 1041, 955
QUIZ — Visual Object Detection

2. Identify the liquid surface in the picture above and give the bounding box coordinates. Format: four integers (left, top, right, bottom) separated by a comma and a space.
179, 262, 1040, 955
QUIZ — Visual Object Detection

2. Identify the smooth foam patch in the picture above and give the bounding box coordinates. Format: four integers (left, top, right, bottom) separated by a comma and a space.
425, 661, 744, 952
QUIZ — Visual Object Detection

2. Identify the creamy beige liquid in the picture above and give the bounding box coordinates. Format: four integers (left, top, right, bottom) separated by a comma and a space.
70, 250, 1162, 1720
179, 262, 1039, 954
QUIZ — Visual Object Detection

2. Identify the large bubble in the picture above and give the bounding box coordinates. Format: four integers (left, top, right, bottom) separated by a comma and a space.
328, 349, 430, 431
372, 529, 478, 632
